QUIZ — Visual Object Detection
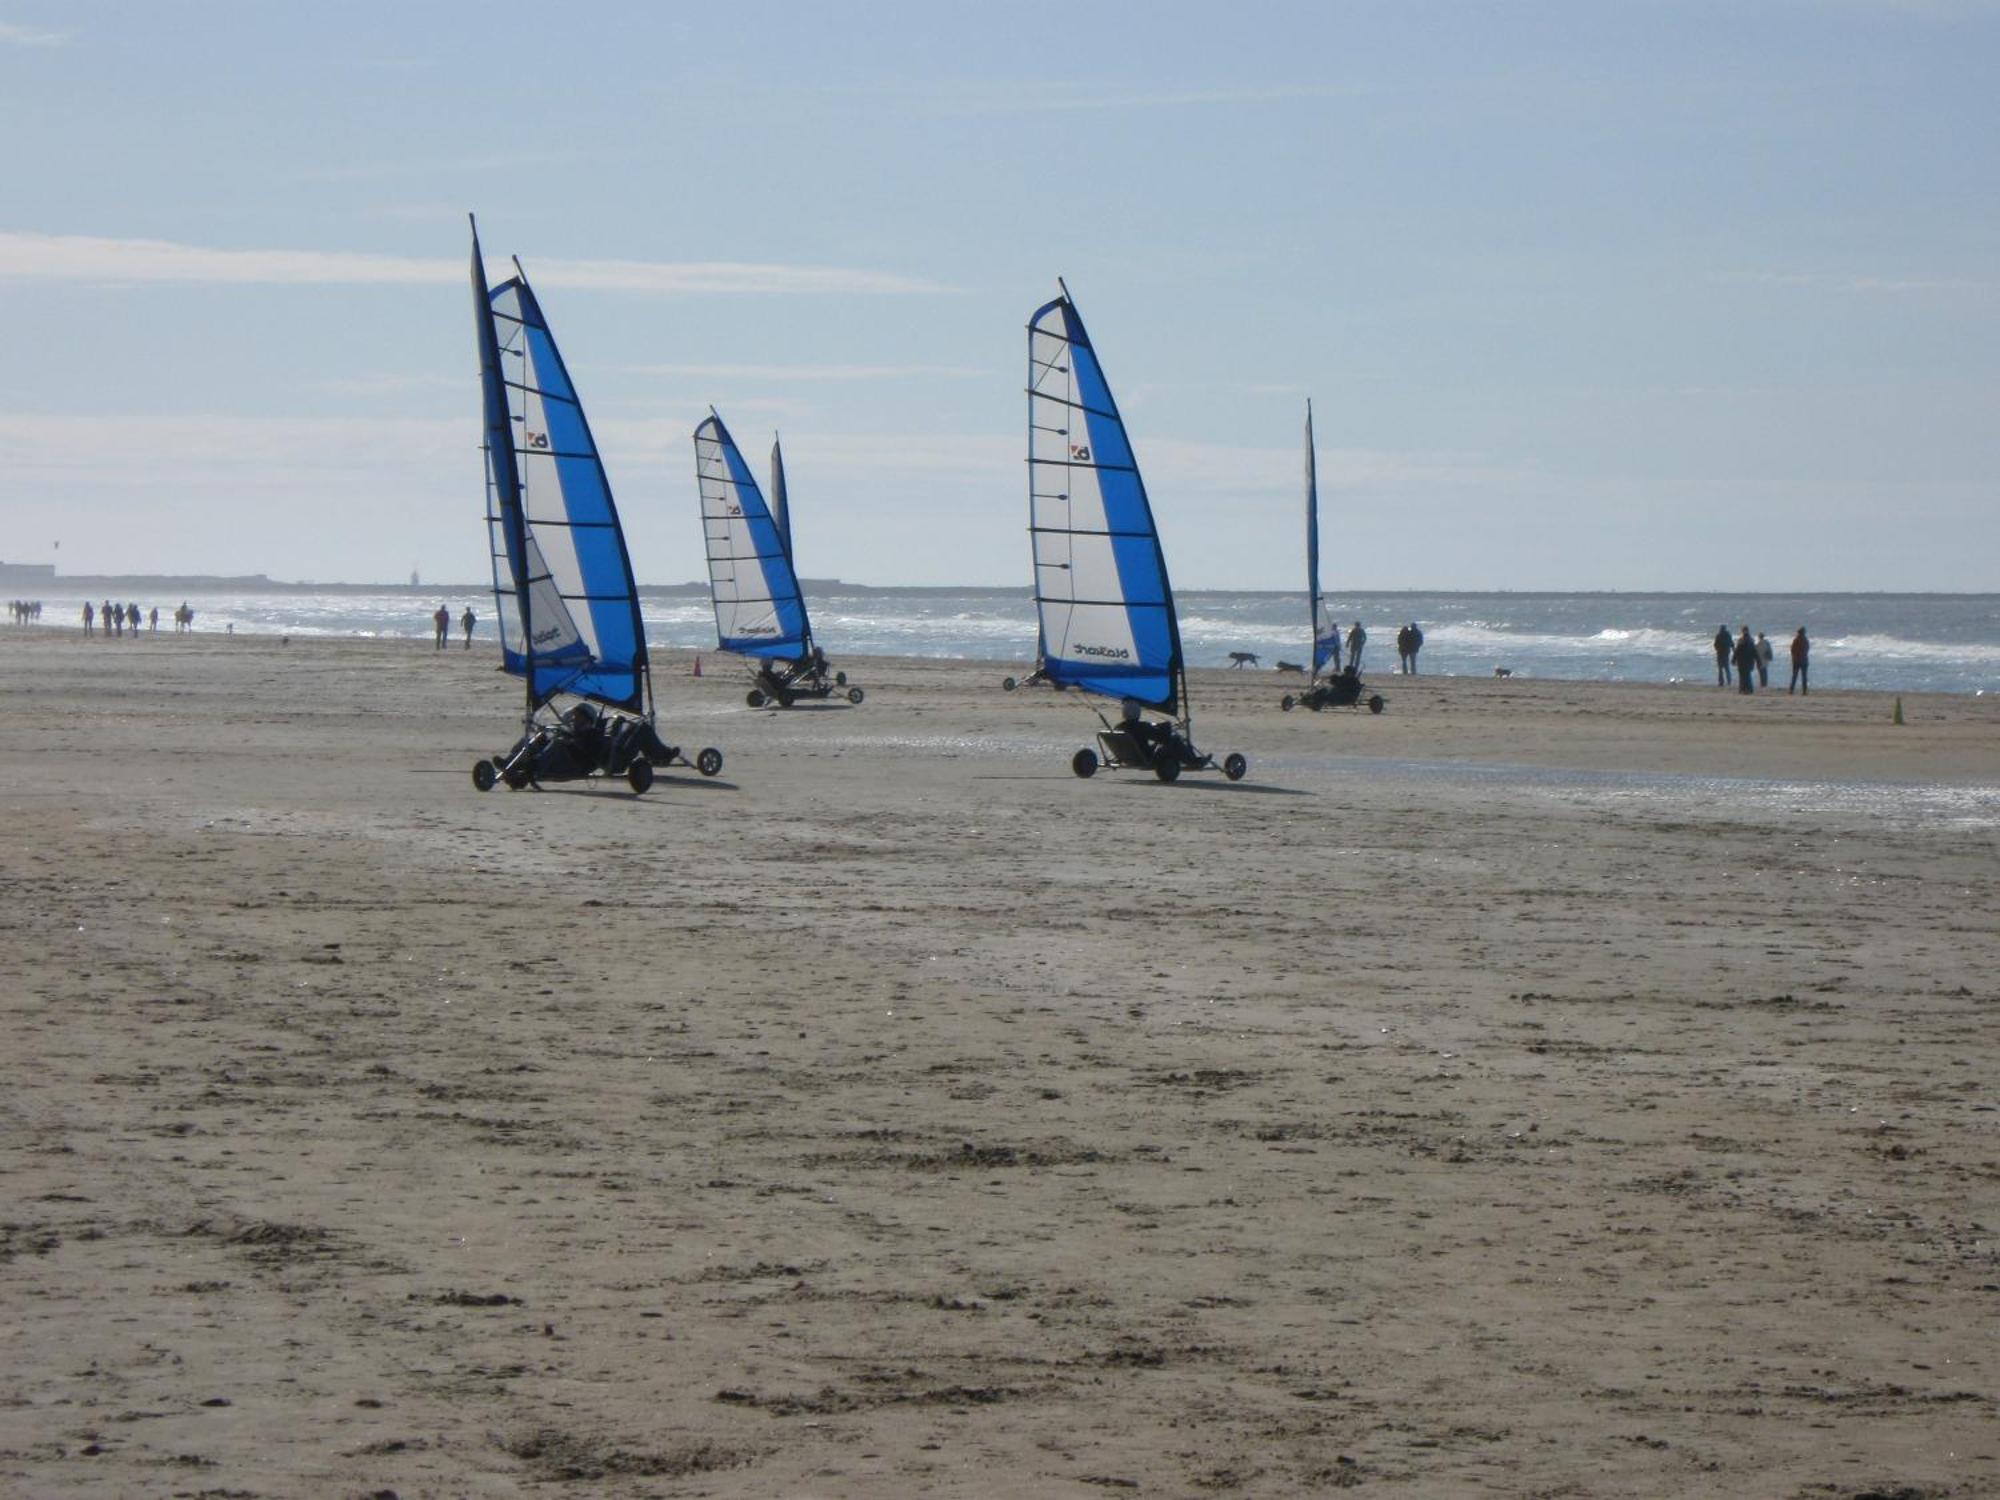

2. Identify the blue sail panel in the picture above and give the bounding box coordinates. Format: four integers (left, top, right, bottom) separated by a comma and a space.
1026, 292, 1179, 712
695, 413, 810, 659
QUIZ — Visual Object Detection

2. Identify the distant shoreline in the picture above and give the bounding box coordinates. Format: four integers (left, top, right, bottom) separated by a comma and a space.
2, 574, 1993, 601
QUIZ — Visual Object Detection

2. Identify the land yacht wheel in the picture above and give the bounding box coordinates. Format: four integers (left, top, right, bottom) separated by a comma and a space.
626, 759, 654, 794
1153, 756, 1182, 783
746, 689, 766, 708
835, 671, 847, 686
1280, 695, 1294, 712
1003, 676, 1018, 691
847, 687, 864, 704
1223, 752, 1248, 782
1368, 695, 1385, 714
472, 759, 498, 792
696, 747, 724, 777
1071, 748, 1098, 779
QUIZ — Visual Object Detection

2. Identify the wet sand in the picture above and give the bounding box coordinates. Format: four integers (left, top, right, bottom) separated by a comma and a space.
2, 631, 1996, 1497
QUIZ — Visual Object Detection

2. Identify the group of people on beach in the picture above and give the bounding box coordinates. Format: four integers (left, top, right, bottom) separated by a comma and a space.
8, 599, 43, 624
76, 600, 196, 636
1316, 620, 1422, 676
1395, 623, 1425, 674
1713, 624, 1809, 695
432, 604, 476, 649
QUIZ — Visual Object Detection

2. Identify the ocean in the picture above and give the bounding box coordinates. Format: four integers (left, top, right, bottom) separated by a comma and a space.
15, 586, 1998, 696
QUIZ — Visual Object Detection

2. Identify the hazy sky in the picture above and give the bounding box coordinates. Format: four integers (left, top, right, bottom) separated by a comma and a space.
3, 1, 1995, 590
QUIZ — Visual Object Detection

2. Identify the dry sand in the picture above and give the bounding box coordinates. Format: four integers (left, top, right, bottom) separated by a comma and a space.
2, 630, 1996, 1498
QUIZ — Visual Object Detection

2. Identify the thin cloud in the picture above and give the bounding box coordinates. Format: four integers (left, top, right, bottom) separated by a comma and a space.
0, 232, 947, 295
296, 150, 578, 184
1716, 268, 1992, 295
623, 362, 985, 383
925, 81, 1351, 117
316, 373, 462, 396
0, 20, 67, 46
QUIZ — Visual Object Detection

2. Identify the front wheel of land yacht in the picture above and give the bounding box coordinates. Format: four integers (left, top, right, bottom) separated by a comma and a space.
746, 689, 766, 708
627, 759, 654, 794
847, 687, 864, 704
696, 747, 724, 777
472, 759, 498, 792
1153, 756, 1182, 783
503, 766, 529, 791
1368, 695, 1385, 714
1003, 676, 1018, 691
1280, 695, 1295, 712
1223, 753, 1248, 782
1071, 748, 1097, 779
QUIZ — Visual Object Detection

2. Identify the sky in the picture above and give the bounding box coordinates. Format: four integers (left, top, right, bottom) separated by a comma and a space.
2, 0, 1996, 591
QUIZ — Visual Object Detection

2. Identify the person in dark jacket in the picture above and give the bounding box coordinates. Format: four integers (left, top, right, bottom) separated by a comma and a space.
1789, 628, 1810, 695
1733, 626, 1758, 694
1713, 625, 1732, 686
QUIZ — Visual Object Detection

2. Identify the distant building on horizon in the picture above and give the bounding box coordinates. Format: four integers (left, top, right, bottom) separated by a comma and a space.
0, 560, 56, 586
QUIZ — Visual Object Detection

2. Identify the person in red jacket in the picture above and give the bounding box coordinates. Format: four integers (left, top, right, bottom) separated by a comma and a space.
1789, 628, 1810, 695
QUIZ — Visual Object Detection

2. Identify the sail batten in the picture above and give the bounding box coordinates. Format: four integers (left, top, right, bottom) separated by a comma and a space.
1026, 289, 1182, 713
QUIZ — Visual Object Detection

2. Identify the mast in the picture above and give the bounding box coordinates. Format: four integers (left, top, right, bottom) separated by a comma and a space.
470, 215, 535, 732
1306, 398, 1319, 686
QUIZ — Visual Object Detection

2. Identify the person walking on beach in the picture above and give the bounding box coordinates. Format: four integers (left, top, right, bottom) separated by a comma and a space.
1395, 625, 1412, 674
81, 600, 94, 636
460, 607, 476, 649
1756, 631, 1773, 687
149, 606, 158, 633
105, 600, 119, 639
1733, 626, 1757, 694
127, 603, 141, 638
1789, 628, 1810, 694
1712, 625, 1732, 686
1408, 622, 1423, 674
1346, 621, 1367, 673
432, 604, 450, 649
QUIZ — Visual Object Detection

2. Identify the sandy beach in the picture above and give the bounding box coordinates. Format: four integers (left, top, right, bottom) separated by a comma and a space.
1, 630, 1995, 1498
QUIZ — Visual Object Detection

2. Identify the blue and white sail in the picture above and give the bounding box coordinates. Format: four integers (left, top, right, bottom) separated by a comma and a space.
472, 221, 647, 713
694, 411, 810, 659
1305, 400, 1341, 680
769, 432, 793, 561
1027, 286, 1181, 713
